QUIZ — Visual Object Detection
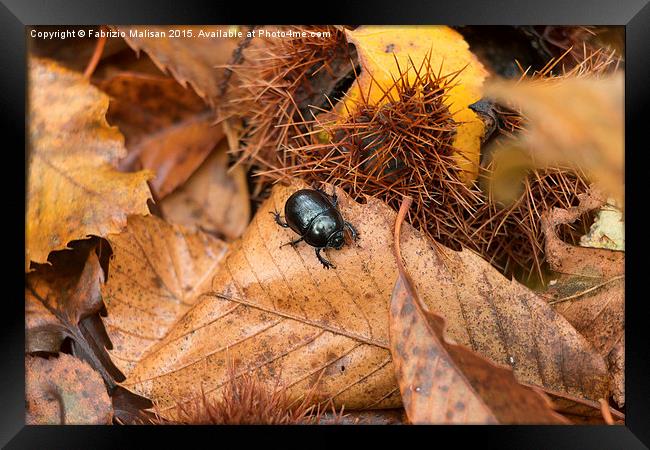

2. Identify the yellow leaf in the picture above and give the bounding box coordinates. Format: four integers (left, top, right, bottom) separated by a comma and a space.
26, 58, 153, 271
342, 26, 489, 181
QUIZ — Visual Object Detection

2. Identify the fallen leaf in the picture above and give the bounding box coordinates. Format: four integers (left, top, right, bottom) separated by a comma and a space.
112, 180, 607, 418
101, 72, 224, 198
541, 190, 625, 406
117, 26, 241, 108
101, 215, 228, 378
26, 248, 124, 387
484, 74, 624, 206
101, 73, 208, 151
389, 198, 567, 424
26, 58, 152, 271
342, 26, 489, 181
26, 353, 113, 424
160, 140, 250, 240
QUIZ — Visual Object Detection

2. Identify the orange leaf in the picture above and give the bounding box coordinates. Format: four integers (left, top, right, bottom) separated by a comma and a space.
26, 58, 152, 271
485, 74, 624, 206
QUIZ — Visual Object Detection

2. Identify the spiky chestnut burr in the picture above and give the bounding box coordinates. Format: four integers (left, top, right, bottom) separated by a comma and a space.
219, 26, 354, 195
274, 52, 596, 284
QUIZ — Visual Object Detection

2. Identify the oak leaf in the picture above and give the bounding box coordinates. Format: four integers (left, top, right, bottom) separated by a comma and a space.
101, 72, 225, 198
109, 180, 607, 419
117, 26, 241, 108
26, 58, 152, 271
389, 198, 567, 424
101, 215, 229, 377
342, 26, 489, 181
26, 248, 124, 387
26, 353, 113, 424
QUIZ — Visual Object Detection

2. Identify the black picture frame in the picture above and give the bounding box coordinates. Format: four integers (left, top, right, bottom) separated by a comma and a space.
3, 0, 648, 448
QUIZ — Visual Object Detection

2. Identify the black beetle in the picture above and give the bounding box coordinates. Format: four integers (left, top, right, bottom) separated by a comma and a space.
271, 187, 359, 269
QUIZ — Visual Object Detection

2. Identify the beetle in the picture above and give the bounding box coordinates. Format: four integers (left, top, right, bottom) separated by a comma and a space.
271, 187, 359, 269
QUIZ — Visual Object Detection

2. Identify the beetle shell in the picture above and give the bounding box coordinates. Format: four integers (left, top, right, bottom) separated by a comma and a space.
284, 189, 344, 247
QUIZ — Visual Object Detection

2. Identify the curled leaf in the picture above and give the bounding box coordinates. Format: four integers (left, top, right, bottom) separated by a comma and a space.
389, 198, 567, 424
101, 72, 224, 198
26, 249, 124, 386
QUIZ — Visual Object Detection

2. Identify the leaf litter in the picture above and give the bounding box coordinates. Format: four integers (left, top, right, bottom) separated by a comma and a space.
25, 25, 625, 425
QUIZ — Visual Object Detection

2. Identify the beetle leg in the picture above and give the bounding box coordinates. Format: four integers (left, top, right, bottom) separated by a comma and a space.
315, 248, 335, 269
280, 236, 304, 248
329, 189, 338, 207
270, 210, 289, 228
316, 185, 338, 207
344, 221, 359, 241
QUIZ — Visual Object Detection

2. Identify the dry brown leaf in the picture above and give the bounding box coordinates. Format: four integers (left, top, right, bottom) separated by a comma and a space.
26, 249, 124, 387
389, 198, 567, 424
26, 58, 152, 271
110, 180, 607, 419
160, 140, 250, 240
541, 189, 625, 406
484, 74, 624, 206
101, 73, 207, 151
101, 215, 228, 377
26, 353, 113, 424
101, 72, 224, 198
117, 26, 241, 107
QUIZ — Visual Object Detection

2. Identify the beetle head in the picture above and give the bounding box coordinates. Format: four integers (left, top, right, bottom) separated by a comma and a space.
328, 230, 345, 249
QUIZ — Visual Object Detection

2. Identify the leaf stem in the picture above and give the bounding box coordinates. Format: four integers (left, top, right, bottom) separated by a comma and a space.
84, 26, 108, 79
